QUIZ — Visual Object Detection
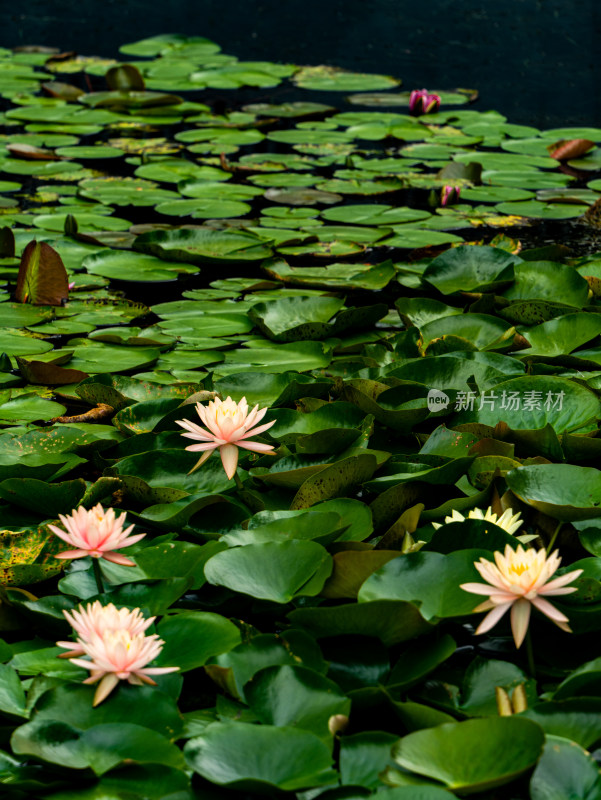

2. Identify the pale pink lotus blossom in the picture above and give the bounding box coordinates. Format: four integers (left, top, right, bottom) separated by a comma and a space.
69, 628, 179, 706
409, 89, 441, 115
48, 504, 146, 566
460, 545, 582, 648
57, 601, 155, 658
176, 395, 276, 480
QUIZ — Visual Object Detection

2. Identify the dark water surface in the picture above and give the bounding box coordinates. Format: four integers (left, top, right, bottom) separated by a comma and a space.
1, 0, 600, 129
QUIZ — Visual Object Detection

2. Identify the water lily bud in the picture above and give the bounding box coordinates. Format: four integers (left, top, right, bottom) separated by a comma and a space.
495, 686, 513, 716
441, 185, 461, 207
409, 89, 441, 116
511, 684, 528, 713
328, 714, 349, 736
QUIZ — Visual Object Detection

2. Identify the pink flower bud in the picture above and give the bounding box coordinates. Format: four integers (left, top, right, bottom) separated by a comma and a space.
441, 185, 460, 206
409, 89, 441, 116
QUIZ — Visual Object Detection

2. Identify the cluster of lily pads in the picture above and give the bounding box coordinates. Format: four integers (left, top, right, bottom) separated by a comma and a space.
2, 31, 601, 800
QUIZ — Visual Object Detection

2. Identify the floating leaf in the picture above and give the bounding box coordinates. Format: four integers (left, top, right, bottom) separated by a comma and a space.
15, 241, 69, 305
184, 721, 336, 791
390, 718, 544, 793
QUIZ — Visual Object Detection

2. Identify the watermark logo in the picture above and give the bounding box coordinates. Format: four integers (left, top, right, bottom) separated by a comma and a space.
427, 388, 450, 412
454, 389, 564, 412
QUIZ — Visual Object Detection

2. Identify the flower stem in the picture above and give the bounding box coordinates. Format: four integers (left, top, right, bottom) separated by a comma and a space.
92, 558, 105, 595
546, 521, 563, 556
525, 629, 536, 680
233, 471, 244, 491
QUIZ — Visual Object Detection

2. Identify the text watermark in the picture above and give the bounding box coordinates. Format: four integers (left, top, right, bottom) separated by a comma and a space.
427, 389, 565, 413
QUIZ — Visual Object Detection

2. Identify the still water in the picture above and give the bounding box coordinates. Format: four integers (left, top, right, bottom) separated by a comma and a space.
1, 0, 600, 129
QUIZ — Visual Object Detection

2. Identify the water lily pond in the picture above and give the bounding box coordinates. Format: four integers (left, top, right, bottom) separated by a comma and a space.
2, 31, 601, 800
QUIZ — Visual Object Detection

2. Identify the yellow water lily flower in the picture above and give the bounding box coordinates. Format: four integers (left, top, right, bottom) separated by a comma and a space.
432, 506, 523, 535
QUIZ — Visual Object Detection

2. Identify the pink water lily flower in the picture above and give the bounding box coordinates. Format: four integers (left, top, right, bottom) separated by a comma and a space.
409, 88, 441, 115
57, 601, 155, 658
69, 628, 179, 706
441, 185, 461, 206
48, 504, 146, 566
176, 395, 276, 480
461, 545, 583, 648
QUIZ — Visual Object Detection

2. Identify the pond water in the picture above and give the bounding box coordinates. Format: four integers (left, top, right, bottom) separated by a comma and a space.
1, 29, 601, 800
1, 0, 600, 128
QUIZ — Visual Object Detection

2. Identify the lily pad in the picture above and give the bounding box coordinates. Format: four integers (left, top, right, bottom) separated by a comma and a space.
506, 464, 601, 521
390, 718, 544, 793
184, 721, 336, 791
133, 228, 273, 263
204, 540, 333, 603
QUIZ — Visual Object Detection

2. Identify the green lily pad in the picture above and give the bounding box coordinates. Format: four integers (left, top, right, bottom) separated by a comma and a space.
155, 198, 251, 219
390, 717, 544, 793
82, 249, 199, 282
529, 736, 601, 800
78, 177, 179, 206
33, 212, 131, 232
244, 664, 350, 741
135, 159, 229, 184
67, 343, 161, 374
263, 187, 343, 206
506, 464, 601, 521
112, 448, 234, 504
217, 340, 332, 375
204, 540, 333, 603
358, 550, 487, 619
321, 204, 431, 225
184, 721, 336, 791
518, 313, 601, 357
155, 611, 240, 671
503, 260, 589, 306
133, 228, 273, 263
54, 145, 125, 159
495, 200, 586, 219
262, 258, 396, 290
420, 313, 512, 350
293, 66, 400, 92
423, 245, 520, 294
288, 599, 432, 646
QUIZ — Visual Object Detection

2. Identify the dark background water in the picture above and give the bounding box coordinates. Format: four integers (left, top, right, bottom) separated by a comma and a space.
0, 0, 600, 129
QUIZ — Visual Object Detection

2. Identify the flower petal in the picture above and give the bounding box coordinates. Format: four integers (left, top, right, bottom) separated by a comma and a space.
185, 442, 219, 453
460, 581, 504, 596
219, 444, 239, 480
187, 449, 214, 475
55, 549, 91, 560
93, 673, 120, 706
475, 601, 513, 635
538, 569, 583, 594
530, 595, 570, 624
241, 419, 277, 438
510, 598, 531, 648
235, 440, 275, 453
